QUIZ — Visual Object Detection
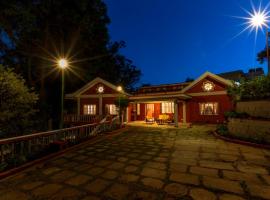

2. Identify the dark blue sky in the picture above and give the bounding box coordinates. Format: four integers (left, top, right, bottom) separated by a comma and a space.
105, 0, 268, 85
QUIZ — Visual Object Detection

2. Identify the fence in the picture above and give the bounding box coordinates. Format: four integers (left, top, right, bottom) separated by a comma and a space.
0, 116, 119, 168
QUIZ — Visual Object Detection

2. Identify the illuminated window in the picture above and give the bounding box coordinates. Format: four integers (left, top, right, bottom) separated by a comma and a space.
106, 104, 118, 115
137, 104, 140, 115
161, 102, 174, 113
199, 102, 218, 115
83, 104, 96, 115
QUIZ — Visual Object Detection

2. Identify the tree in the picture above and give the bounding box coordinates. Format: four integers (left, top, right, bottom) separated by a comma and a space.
185, 77, 194, 82
0, 65, 38, 137
0, 0, 141, 128
257, 48, 270, 64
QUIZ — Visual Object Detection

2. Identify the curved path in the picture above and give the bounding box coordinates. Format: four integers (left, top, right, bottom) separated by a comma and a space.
1, 125, 270, 200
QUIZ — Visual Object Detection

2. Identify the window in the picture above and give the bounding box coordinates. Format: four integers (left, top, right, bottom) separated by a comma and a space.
83, 104, 96, 115
106, 104, 118, 115
199, 102, 218, 115
137, 104, 140, 115
161, 102, 174, 113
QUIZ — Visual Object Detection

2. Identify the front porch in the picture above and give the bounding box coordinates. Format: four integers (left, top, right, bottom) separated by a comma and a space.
128, 96, 190, 127
127, 120, 192, 128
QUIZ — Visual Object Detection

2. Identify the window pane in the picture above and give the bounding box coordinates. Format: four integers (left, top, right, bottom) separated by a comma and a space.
106, 104, 118, 115
199, 102, 218, 115
161, 102, 174, 113
83, 104, 96, 115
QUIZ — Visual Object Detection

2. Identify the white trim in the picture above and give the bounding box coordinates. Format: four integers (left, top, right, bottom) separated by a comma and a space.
188, 91, 227, 96
78, 94, 125, 98
66, 77, 130, 98
130, 94, 191, 100
181, 71, 233, 93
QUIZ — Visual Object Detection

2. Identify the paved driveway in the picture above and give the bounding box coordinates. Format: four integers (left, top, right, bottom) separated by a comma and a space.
1, 125, 270, 200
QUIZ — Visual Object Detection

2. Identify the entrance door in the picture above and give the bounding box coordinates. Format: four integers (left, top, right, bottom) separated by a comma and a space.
146, 104, 155, 119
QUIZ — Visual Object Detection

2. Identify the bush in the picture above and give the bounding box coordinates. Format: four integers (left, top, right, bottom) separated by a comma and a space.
228, 75, 270, 101
216, 124, 229, 136
0, 65, 38, 136
224, 111, 249, 119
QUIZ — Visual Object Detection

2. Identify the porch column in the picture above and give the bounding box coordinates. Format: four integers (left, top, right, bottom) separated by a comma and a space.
99, 95, 103, 115
126, 107, 129, 122
183, 101, 187, 123
174, 100, 179, 127
134, 102, 137, 121
77, 97, 80, 115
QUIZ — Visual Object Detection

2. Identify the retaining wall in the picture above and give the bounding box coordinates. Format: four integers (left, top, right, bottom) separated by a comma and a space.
228, 118, 270, 143
236, 100, 270, 119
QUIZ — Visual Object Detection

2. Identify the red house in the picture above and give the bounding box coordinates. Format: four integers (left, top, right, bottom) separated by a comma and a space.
66, 71, 234, 126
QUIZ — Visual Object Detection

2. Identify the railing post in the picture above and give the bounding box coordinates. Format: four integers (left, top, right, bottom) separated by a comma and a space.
1, 145, 4, 162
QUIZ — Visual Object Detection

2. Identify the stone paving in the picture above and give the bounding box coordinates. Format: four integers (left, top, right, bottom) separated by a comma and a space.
1, 125, 270, 200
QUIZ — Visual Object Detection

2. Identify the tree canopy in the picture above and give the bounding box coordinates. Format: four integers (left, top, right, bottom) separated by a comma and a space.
0, 0, 141, 128
0, 65, 38, 136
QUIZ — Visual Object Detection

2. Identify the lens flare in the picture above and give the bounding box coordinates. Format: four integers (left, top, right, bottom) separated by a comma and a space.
232, 1, 270, 40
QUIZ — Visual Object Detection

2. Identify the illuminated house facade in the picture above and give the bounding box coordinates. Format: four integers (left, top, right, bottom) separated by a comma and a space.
66, 72, 234, 125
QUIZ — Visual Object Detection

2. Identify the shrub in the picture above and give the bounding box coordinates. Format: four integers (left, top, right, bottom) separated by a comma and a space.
0, 65, 38, 136
224, 111, 249, 119
228, 75, 270, 101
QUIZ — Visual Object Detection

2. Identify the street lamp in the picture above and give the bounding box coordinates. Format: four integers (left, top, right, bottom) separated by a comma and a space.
242, 5, 270, 74
117, 86, 122, 125
58, 58, 68, 129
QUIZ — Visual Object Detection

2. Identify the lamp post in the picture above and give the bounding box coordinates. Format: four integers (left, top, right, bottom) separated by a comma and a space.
58, 58, 68, 129
117, 86, 122, 125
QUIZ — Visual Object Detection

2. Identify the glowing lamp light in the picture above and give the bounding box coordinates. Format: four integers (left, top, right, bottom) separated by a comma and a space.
117, 86, 122, 92
58, 58, 68, 69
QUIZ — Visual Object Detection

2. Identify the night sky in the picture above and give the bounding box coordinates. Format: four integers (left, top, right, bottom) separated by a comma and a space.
105, 0, 268, 85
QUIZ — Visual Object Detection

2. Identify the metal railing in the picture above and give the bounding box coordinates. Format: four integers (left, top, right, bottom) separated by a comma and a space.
0, 116, 119, 168
64, 114, 105, 123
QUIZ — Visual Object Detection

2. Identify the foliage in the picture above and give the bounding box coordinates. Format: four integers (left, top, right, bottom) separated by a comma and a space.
227, 76, 270, 101
0, 65, 38, 136
224, 111, 249, 120
257, 47, 270, 64
114, 96, 129, 111
216, 124, 228, 136
0, 0, 141, 128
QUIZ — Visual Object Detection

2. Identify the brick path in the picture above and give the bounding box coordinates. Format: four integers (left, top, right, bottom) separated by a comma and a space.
1, 125, 270, 200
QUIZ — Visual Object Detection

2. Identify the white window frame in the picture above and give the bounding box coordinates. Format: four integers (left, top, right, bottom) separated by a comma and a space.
161, 102, 174, 114
199, 102, 218, 115
106, 104, 118, 115
83, 104, 96, 115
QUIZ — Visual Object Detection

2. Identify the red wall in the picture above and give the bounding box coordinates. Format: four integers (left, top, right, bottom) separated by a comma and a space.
186, 76, 228, 93
186, 95, 233, 123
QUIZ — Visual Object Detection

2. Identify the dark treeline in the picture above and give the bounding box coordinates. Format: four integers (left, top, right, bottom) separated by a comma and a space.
0, 0, 141, 130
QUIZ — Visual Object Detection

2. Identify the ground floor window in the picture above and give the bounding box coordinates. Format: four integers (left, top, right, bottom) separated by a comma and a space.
161, 102, 174, 113
137, 103, 140, 115
199, 102, 218, 115
106, 104, 118, 115
83, 104, 96, 115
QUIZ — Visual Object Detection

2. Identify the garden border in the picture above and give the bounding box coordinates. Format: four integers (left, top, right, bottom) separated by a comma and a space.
213, 131, 270, 150
0, 126, 128, 180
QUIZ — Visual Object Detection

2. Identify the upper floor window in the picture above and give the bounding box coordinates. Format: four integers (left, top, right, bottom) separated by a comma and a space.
161, 102, 174, 114
199, 102, 218, 115
83, 104, 96, 115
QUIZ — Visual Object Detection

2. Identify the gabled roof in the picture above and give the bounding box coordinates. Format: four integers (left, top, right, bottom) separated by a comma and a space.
66, 77, 130, 98
181, 71, 233, 93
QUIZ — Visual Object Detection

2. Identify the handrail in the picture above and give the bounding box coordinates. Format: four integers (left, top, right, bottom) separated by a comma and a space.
64, 114, 105, 123
0, 116, 120, 169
